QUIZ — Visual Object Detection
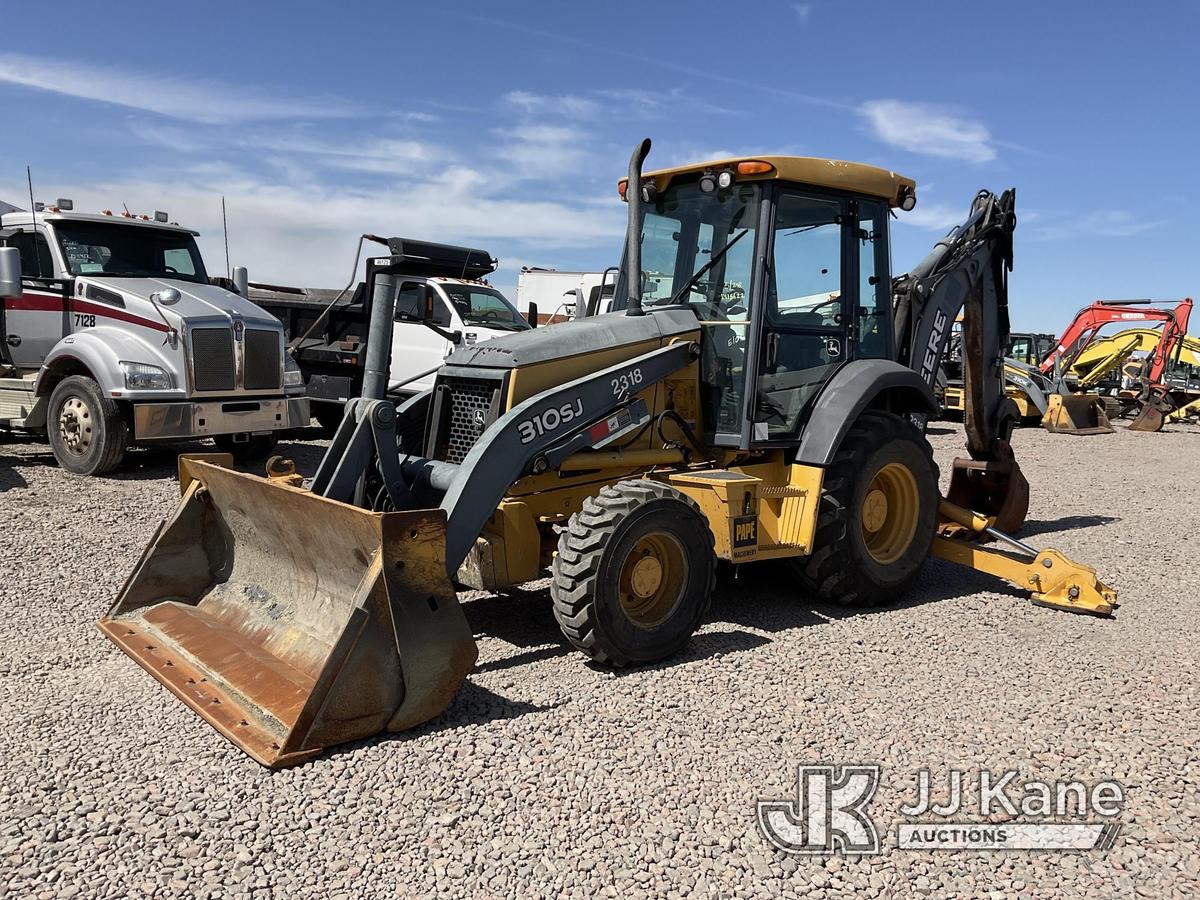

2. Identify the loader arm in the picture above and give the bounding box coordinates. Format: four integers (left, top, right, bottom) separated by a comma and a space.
431, 340, 699, 578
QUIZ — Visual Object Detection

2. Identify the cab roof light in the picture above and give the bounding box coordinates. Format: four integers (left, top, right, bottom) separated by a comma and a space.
735, 160, 774, 176
617, 178, 629, 200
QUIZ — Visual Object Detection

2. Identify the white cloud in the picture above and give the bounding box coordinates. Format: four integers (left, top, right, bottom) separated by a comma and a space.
858, 100, 996, 163
1030, 209, 1166, 241
894, 203, 968, 231
503, 90, 601, 119
792, 3, 814, 24
0, 53, 357, 123
1, 169, 625, 291
493, 124, 589, 178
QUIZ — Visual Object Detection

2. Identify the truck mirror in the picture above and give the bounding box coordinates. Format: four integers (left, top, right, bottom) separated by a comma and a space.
419, 285, 437, 323
0, 247, 23, 299
526, 301, 539, 328
232, 266, 249, 297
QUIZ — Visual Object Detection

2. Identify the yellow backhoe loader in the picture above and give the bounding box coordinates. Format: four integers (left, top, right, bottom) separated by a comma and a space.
99, 140, 1117, 767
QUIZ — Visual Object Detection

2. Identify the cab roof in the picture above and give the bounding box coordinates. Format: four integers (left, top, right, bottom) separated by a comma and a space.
642, 156, 917, 207
0, 209, 199, 236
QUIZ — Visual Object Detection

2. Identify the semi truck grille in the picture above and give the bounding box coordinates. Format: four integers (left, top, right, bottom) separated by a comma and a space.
436, 376, 501, 464
191, 328, 235, 392
243, 329, 282, 390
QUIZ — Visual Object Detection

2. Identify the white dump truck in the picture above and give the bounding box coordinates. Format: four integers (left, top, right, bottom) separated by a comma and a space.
0, 202, 307, 475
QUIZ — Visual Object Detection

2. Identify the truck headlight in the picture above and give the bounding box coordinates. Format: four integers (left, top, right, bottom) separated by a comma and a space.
121, 361, 173, 390
283, 355, 304, 387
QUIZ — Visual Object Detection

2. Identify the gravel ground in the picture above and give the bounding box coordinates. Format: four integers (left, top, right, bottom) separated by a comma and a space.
1, 420, 1198, 899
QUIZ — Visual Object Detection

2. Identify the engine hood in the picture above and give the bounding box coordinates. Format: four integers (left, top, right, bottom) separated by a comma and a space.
445, 308, 700, 370
85, 276, 282, 328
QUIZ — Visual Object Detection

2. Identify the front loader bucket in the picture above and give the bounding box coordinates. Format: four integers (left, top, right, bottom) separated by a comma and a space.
99, 459, 477, 768
1041, 392, 1115, 435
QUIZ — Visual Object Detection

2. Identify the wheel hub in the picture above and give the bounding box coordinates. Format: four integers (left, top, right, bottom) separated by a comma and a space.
860, 462, 920, 565
58, 397, 93, 456
629, 556, 664, 598
617, 533, 688, 628
862, 489, 889, 533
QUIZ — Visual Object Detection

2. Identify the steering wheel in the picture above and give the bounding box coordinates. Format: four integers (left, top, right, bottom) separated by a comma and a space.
810, 296, 843, 324
476, 309, 502, 321
162, 266, 179, 274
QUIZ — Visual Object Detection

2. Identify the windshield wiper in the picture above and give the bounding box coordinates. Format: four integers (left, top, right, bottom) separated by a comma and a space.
663, 227, 750, 307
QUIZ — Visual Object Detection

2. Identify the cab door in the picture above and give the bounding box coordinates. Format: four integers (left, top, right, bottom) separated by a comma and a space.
751, 190, 893, 443
389, 280, 451, 395
751, 189, 851, 442
1, 227, 66, 368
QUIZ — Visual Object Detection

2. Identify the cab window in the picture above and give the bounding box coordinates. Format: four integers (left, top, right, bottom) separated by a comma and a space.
395, 282, 451, 326
855, 199, 890, 358
7, 230, 55, 279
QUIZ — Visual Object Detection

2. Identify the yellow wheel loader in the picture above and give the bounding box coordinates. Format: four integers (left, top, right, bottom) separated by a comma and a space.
100, 140, 1117, 767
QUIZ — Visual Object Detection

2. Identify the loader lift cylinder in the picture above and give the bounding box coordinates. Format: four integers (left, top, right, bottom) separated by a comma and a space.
362, 271, 398, 400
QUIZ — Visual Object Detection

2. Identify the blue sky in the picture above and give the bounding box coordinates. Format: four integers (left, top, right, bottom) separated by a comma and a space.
1, 0, 1196, 329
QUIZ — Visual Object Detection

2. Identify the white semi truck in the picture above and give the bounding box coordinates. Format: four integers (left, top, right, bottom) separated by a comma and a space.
0, 203, 308, 475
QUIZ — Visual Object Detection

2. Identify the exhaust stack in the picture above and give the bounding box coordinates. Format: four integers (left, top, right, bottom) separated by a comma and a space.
624, 138, 652, 317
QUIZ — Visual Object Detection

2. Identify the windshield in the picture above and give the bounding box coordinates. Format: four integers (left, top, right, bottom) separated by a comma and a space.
54, 221, 208, 284
440, 284, 530, 330
616, 180, 760, 316
615, 180, 762, 441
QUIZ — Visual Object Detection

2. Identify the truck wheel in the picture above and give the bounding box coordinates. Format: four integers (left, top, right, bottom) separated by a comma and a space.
213, 433, 279, 461
797, 411, 938, 607
551, 480, 716, 667
313, 403, 345, 437
47, 375, 127, 476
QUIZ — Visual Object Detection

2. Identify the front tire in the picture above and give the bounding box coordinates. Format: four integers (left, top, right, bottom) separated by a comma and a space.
213, 432, 279, 461
797, 411, 938, 607
551, 480, 716, 667
47, 375, 127, 476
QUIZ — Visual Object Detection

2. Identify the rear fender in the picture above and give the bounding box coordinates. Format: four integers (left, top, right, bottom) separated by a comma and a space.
794, 359, 937, 466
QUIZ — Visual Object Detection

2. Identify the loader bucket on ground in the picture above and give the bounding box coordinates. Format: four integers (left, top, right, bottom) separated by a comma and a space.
99, 459, 477, 768
946, 457, 1030, 534
1041, 393, 1115, 435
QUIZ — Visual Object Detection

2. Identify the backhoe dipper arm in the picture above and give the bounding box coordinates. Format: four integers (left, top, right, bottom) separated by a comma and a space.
894, 190, 1024, 486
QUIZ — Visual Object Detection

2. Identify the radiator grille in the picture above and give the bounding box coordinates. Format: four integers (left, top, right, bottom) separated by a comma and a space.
243, 329, 282, 390
190, 328, 235, 392
439, 376, 500, 464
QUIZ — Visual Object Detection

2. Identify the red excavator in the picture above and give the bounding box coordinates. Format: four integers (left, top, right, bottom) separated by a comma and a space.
1041, 298, 1194, 433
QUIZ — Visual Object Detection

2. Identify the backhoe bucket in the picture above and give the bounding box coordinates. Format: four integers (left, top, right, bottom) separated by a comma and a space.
1126, 403, 1164, 432
99, 459, 477, 768
1041, 393, 1115, 435
946, 457, 1030, 534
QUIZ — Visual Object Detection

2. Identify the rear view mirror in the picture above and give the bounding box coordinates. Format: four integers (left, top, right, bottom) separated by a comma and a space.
526, 301, 539, 328
0, 247, 22, 299
417, 285, 437, 323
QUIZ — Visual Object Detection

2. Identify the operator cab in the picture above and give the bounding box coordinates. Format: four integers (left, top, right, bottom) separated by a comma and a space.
611, 157, 916, 449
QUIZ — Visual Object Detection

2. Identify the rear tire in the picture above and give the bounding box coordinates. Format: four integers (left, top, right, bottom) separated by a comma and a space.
213, 432, 279, 461
47, 375, 127, 476
796, 411, 938, 608
551, 480, 716, 667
